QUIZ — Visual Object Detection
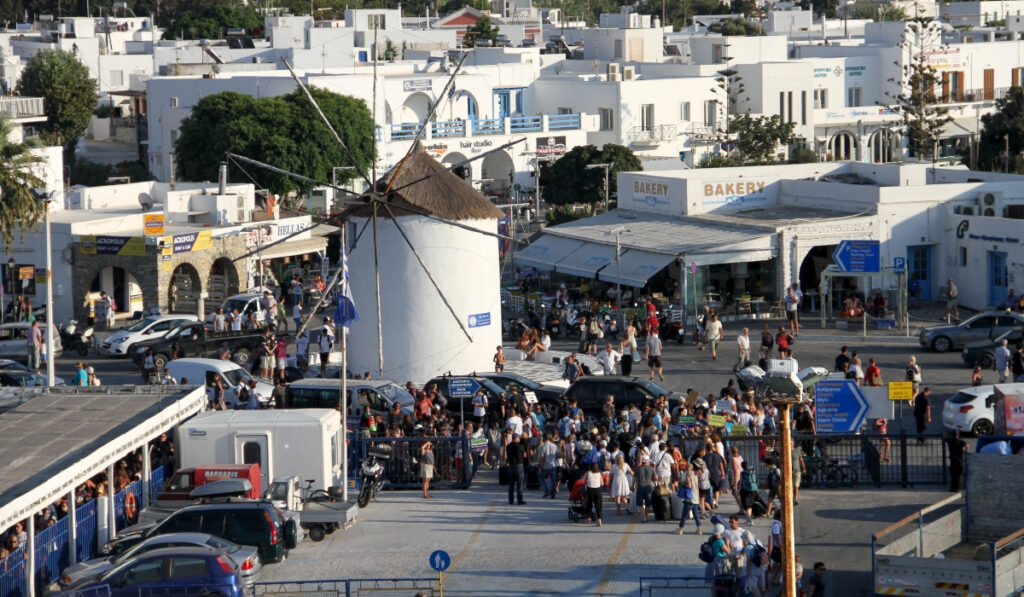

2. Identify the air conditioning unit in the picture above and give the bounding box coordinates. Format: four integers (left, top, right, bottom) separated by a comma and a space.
607, 63, 619, 77
978, 191, 1001, 216
623, 65, 636, 80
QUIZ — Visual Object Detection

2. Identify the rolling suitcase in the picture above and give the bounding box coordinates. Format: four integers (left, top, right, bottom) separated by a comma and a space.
752, 492, 769, 517
525, 465, 541, 489
499, 465, 509, 485
653, 492, 671, 522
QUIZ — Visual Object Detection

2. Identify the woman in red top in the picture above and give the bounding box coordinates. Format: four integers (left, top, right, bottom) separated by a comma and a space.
865, 357, 883, 386
775, 326, 791, 357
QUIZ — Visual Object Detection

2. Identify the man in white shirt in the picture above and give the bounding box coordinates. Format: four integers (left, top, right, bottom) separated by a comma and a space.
786, 284, 802, 336
723, 515, 747, 559
318, 318, 335, 377
995, 339, 1012, 382
737, 404, 754, 430
596, 343, 621, 375
471, 389, 489, 425
735, 327, 751, 372
506, 411, 524, 437
706, 314, 724, 360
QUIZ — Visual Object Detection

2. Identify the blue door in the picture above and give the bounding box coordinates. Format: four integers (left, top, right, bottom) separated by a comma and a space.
907, 245, 931, 300
989, 251, 1008, 307
494, 90, 510, 119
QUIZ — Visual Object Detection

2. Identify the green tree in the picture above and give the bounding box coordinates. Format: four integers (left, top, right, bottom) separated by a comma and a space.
887, 49, 951, 161
543, 143, 641, 208
16, 49, 98, 163
801, 0, 838, 18
708, 16, 765, 35
731, 114, 799, 163
853, 4, 908, 21
163, 5, 264, 40
789, 146, 818, 163
381, 39, 398, 61
174, 88, 374, 199
463, 14, 499, 47
977, 87, 1024, 172
0, 117, 45, 248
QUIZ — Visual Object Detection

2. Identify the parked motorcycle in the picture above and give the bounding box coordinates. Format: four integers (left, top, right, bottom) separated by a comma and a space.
546, 311, 562, 338
357, 445, 390, 508
60, 320, 93, 356
657, 311, 686, 344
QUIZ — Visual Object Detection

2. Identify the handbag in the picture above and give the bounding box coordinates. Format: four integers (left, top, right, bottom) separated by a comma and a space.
677, 482, 694, 501
655, 481, 672, 496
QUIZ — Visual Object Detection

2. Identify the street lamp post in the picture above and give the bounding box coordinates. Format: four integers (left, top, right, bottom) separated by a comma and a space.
607, 226, 630, 326
586, 163, 613, 212
32, 189, 57, 387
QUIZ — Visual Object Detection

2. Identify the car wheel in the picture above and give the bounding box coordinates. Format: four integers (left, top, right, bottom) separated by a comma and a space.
152, 353, 169, 369
234, 348, 251, 366
978, 353, 994, 369
931, 336, 953, 353
973, 419, 995, 436
308, 525, 325, 542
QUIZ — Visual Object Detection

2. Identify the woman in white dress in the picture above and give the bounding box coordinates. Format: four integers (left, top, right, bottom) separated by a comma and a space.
610, 453, 633, 515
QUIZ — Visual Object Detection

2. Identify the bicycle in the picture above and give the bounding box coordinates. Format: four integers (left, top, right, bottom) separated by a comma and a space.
804, 455, 858, 488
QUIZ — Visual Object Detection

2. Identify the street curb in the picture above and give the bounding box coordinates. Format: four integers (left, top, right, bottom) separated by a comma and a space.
792, 334, 920, 345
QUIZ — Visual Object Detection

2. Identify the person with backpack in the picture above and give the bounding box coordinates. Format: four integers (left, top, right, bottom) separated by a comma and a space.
675, 462, 702, 536
702, 522, 733, 590
743, 530, 769, 597
764, 457, 782, 518
738, 461, 757, 524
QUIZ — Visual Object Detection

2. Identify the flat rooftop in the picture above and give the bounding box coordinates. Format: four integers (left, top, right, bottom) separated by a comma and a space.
0, 386, 201, 513
692, 204, 875, 227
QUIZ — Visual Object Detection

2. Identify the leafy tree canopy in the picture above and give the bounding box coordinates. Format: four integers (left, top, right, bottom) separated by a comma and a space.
543, 143, 642, 207
978, 87, 1024, 173
0, 117, 45, 248
708, 16, 765, 35
463, 14, 499, 47
731, 114, 799, 163
163, 5, 263, 40
174, 88, 373, 198
15, 48, 97, 162
853, 4, 908, 21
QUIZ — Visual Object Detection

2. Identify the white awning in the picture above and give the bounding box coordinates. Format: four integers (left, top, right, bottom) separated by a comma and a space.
260, 237, 327, 261
597, 249, 677, 288
555, 243, 618, 278
513, 235, 584, 271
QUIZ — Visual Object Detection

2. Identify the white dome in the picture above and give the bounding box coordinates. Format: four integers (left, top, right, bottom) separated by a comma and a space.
346, 215, 502, 384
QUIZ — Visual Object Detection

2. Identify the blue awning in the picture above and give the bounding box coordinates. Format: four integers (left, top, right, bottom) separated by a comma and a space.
513, 235, 585, 271
597, 249, 676, 288
554, 243, 618, 278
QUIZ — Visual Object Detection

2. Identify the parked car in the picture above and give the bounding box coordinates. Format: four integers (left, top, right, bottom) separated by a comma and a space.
285, 378, 415, 418
54, 533, 261, 592
56, 546, 246, 597
0, 369, 51, 387
561, 376, 682, 429
165, 358, 273, 407
919, 310, 1024, 353
942, 385, 996, 436
107, 501, 297, 564
473, 372, 565, 420
205, 293, 269, 326
102, 314, 199, 356
0, 322, 62, 363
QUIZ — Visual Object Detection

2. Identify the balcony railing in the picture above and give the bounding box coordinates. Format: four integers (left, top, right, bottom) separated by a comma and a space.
940, 86, 1010, 104
628, 124, 677, 145
379, 113, 584, 143
0, 96, 45, 120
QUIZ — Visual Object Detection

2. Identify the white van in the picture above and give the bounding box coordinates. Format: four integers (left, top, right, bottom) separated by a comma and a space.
175, 409, 344, 492
166, 358, 274, 408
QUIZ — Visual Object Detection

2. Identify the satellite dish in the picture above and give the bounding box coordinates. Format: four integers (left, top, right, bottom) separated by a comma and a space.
138, 192, 154, 211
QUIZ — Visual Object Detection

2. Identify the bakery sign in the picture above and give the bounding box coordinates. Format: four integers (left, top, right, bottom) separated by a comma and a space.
702, 179, 768, 208
632, 178, 670, 208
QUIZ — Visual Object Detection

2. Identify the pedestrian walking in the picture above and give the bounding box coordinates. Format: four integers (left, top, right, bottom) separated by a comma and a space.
506, 434, 526, 506
786, 283, 802, 335
706, 314, 723, 360
944, 278, 959, 321
621, 322, 637, 377
913, 387, 932, 445
26, 320, 42, 370
632, 457, 655, 522
946, 430, 967, 492
775, 326, 791, 358
905, 355, 922, 391
292, 302, 302, 331
609, 453, 633, 514
584, 462, 604, 526
645, 330, 664, 381
597, 343, 621, 375
735, 327, 751, 372
675, 462, 702, 535
420, 441, 434, 499
759, 325, 774, 361
807, 561, 827, 597
318, 317, 335, 377
994, 339, 1012, 383
865, 357, 882, 387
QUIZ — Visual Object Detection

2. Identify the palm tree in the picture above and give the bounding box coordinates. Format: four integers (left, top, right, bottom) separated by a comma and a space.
0, 116, 45, 248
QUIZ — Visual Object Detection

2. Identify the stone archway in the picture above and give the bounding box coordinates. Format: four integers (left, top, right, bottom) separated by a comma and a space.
207, 257, 240, 308
442, 151, 471, 180
480, 149, 514, 195
400, 92, 433, 124
868, 129, 899, 163
169, 263, 202, 315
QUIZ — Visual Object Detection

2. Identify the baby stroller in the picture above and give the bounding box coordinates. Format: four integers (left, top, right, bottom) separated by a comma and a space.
567, 478, 589, 522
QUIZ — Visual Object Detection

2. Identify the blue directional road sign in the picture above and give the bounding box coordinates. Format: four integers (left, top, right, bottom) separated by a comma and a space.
832, 240, 880, 273
814, 380, 870, 433
429, 549, 451, 572
447, 377, 480, 398
893, 256, 906, 273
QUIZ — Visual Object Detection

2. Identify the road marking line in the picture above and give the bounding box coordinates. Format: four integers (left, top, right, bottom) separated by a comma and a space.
594, 517, 637, 594
450, 498, 498, 572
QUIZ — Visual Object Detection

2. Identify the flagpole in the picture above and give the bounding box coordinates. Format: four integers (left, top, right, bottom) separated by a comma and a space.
341, 224, 349, 503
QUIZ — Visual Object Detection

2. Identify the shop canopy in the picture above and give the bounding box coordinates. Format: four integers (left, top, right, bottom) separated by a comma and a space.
597, 249, 677, 288
513, 235, 585, 271
554, 243, 618, 278
259, 237, 328, 261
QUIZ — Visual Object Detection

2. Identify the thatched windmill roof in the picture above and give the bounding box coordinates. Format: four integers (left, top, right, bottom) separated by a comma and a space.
347, 142, 505, 221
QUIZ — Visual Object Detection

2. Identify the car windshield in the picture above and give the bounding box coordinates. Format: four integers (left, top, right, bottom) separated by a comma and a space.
125, 317, 159, 332
643, 380, 673, 397
222, 298, 250, 313
478, 379, 507, 395
960, 313, 986, 327
223, 367, 255, 386
379, 384, 415, 406
204, 535, 241, 555
499, 374, 540, 390
267, 482, 290, 502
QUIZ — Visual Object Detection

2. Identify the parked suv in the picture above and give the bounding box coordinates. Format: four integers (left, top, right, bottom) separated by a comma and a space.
473, 372, 565, 420
116, 502, 296, 564
561, 376, 682, 428
424, 375, 528, 421
919, 310, 1024, 352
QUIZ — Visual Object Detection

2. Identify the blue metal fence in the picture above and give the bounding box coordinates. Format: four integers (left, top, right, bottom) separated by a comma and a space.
114, 480, 143, 531
548, 113, 581, 130
509, 115, 543, 132
360, 436, 473, 490
149, 464, 171, 502
75, 501, 98, 564
254, 577, 438, 597
639, 575, 738, 596
471, 118, 503, 135
430, 120, 466, 138
0, 546, 26, 597
34, 517, 70, 591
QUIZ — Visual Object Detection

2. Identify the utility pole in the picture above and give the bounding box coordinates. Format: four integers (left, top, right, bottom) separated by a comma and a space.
585, 163, 613, 212
778, 403, 797, 597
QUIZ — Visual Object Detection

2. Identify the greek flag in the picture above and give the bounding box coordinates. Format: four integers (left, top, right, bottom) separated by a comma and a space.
335, 250, 359, 327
